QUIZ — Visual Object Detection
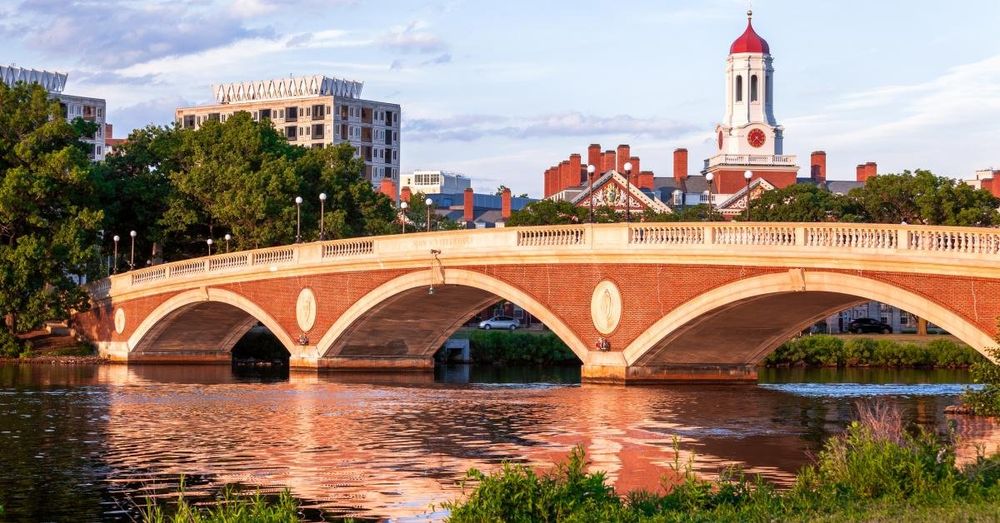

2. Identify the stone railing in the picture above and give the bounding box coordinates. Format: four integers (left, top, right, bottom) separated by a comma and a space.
704, 153, 797, 169
97, 222, 1000, 298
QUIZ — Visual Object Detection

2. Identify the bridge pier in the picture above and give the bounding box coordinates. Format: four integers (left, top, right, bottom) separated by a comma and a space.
583, 363, 758, 384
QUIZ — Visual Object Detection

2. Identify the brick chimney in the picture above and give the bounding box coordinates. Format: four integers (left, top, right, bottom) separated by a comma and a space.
463, 187, 474, 223
616, 144, 631, 173
587, 144, 601, 173
501, 187, 512, 219
983, 178, 1000, 198
638, 171, 655, 191
673, 148, 688, 183
865, 162, 877, 181
856, 164, 866, 182
569, 154, 582, 186
401, 186, 412, 202
559, 160, 574, 193
602, 151, 616, 173
379, 177, 397, 202
543, 168, 552, 197
810, 151, 826, 183
629, 156, 642, 186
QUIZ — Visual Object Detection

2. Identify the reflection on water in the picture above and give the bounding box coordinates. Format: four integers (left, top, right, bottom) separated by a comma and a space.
0, 363, 996, 522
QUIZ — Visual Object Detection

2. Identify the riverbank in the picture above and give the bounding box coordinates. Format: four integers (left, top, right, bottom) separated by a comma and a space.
462, 330, 578, 365
764, 335, 983, 368
444, 406, 1000, 522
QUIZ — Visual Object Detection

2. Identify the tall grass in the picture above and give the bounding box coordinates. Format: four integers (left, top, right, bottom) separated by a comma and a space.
764, 335, 983, 368
444, 402, 1000, 522
141, 483, 301, 523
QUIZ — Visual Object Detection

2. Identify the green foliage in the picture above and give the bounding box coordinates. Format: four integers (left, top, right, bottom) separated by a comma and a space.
142, 484, 300, 523
445, 407, 1000, 522
960, 324, 1000, 416
0, 329, 23, 357
507, 199, 587, 226
467, 331, 578, 365
764, 336, 983, 368
747, 170, 1000, 225
0, 81, 104, 335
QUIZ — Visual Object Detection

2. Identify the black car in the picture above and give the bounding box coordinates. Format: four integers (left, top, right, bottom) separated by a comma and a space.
847, 318, 892, 334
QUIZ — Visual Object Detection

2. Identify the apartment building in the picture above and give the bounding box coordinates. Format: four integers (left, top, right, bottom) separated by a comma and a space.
175, 75, 401, 187
400, 170, 471, 195
1, 65, 108, 161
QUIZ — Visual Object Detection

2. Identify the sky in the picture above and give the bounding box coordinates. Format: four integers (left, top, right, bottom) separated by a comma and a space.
3, 0, 1000, 196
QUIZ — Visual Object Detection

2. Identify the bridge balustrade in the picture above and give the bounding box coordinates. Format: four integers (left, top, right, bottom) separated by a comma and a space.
909, 229, 1000, 254
516, 227, 586, 246
713, 225, 797, 246
323, 239, 374, 258
629, 225, 704, 245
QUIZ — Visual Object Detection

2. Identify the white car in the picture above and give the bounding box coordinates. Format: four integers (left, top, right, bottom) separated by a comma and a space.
478, 315, 520, 330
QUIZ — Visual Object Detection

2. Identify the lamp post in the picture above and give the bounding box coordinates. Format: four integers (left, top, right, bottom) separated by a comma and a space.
586, 164, 596, 223
318, 193, 327, 240
294, 196, 303, 243
624, 161, 633, 223
112, 235, 120, 274
400, 201, 408, 233
743, 170, 753, 221
129, 230, 136, 270
673, 189, 683, 212
705, 172, 715, 219
207, 238, 213, 256
224, 233, 232, 253
425, 197, 434, 232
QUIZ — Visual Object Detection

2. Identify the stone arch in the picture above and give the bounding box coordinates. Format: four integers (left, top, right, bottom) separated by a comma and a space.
315, 269, 591, 364
624, 271, 997, 368
127, 288, 298, 357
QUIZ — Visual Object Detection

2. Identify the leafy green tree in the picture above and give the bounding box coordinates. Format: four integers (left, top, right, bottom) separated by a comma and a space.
846, 170, 1000, 226
748, 183, 847, 222
0, 82, 103, 340
507, 199, 587, 226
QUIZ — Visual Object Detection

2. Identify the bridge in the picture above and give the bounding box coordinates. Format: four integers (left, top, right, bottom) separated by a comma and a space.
74, 222, 1000, 383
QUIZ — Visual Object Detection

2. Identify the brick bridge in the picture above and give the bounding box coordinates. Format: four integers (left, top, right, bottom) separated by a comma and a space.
74, 222, 1000, 383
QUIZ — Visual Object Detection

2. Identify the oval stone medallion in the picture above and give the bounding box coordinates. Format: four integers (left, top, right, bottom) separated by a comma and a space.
296, 288, 317, 332
590, 280, 622, 335
114, 307, 126, 335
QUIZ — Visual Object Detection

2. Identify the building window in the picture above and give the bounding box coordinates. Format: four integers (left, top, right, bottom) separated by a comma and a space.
312, 124, 324, 139
750, 75, 758, 102
285, 126, 297, 140
735, 75, 743, 102
286, 106, 298, 122
260, 108, 272, 120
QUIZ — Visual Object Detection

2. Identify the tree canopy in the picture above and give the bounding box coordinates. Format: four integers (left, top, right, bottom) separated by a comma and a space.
0, 82, 103, 339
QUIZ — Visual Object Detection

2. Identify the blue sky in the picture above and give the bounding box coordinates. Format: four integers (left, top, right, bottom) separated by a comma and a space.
4, 0, 999, 196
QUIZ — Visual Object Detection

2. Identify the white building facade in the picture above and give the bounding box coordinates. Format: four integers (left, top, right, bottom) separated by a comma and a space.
400, 170, 471, 194
176, 75, 401, 187
1, 66, 108, 161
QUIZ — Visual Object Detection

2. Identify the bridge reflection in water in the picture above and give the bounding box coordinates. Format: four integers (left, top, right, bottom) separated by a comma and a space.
75, 222, 1000, 383
0, 364, 990, 521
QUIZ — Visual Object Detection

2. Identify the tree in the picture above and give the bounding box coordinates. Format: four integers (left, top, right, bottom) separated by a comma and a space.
0, 82, 103, 343
747, 183, 847, 222
506, 199, 587, 226
846, 170, 1000, 226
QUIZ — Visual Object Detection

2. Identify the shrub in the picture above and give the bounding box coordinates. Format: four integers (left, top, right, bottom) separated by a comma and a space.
467, 331, 577, 365
0, 330, 24, 358
766, 336, 983, 369
962, 346, 1000, 417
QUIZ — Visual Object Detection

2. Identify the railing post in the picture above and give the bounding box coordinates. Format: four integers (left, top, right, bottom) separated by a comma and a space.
794, 226, 806, 246
703, 225, 715, 245
897, 228, 910, 251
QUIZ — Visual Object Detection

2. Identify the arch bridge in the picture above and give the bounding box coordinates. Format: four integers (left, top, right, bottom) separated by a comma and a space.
75, 222, 1000, 383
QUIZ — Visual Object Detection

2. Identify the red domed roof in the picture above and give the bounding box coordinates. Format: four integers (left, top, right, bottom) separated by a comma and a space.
729, 12, 769, 54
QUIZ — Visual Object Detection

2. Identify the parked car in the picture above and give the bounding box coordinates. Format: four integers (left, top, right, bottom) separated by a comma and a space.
847, 318, 892, 334
478, 316, 520, 330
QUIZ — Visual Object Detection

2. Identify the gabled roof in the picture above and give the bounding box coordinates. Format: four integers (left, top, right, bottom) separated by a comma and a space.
569, 171, 671, 213
717, 177, 776, 213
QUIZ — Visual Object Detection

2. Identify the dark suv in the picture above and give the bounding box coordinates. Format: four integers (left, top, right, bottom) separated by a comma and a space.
847, 318, 892, 334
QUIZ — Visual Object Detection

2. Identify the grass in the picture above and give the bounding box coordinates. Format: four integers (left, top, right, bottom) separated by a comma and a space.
764, 335, 983, 368
442, 401, 1000, 522
141, 483, 301, 523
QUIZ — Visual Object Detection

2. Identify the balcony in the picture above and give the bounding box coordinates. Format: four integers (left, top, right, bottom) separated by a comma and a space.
704, 154, 798, 170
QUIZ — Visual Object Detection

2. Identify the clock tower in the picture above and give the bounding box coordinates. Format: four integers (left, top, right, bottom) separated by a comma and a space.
705, 10, 798, 195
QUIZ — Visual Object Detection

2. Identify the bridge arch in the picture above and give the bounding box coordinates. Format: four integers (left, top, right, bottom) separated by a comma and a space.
127, 288, 298, 359
315, 269, 592, 364
625, 271, 997, 368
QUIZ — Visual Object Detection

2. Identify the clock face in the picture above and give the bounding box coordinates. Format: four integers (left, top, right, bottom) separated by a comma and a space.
717, 130, 724, 150
747, 129, 766, 148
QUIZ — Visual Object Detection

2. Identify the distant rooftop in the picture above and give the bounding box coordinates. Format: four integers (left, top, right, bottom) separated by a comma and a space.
0, 65, 68, 93
212, 75, 364, 104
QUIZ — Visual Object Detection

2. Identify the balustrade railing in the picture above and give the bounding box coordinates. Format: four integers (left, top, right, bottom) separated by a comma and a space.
97, 222, 1000, 297
517, 227, 586, 246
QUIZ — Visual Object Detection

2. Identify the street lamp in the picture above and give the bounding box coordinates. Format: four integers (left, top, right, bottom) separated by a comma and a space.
129, 230, 137, 270
673, 189, 683, 211
400, 201, 408, 234
112, 235, 120, 274
705, 172, 715, 218
624, 161, 634, 223
586, 164, 596, 223
294, 196, 303, 243
224, 233, 232, 253
318, 193, 327, 240
207, 238, 213, 256
743, 170, 753, 221
425, 197, 434, 232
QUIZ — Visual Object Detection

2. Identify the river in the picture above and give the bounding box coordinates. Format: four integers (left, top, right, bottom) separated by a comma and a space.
0, 363, 996, 521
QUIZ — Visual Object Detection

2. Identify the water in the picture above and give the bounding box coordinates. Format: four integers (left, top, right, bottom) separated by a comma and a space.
0, 363, 996, 522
